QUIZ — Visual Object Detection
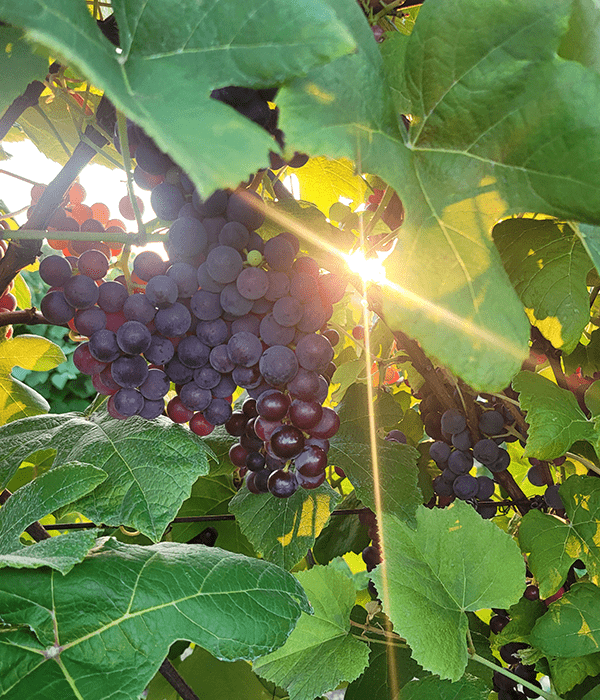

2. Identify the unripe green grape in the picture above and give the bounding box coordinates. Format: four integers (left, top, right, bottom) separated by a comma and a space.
247, 249, 263, 267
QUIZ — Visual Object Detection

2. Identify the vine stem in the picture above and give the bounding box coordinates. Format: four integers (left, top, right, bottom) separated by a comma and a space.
116, 111, 145, 238
470, 653, 563, 700
349, 619, 406, 642
158, 658, 200, 700
0, 308, 54, 328
565, 451, 600, 477
0, 229, 167, 246
0, 169, 43, 187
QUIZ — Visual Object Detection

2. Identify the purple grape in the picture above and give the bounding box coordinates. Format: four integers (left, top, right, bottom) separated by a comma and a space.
473, 439, 500, 467
544, 484, 564, 509
74, 307, 106, 336
193, 365, 222, 389
232, 365, 262, 389
190, 290, 222, 321
177, 336, 210, 369
429, 441, 451, 463
441, 409, 467, 435
265, 270, 290, 301
433, 475, 454, 497
231, 314, 261, 336
167, 262, 199, 298
227, 331, 263, 367
123, 293, 156, 324
309, 407, 339, 439
226, 190, 265, 230
289, 271, 314, 303
145, 275, 179, 309
139, 398, 165, 419
111, 354, 149, 388
289, 400, 322, 430
286, 368, 320, 401
179, 382, 212, 411
144, 335, 175, 365
488, 448, 510, 473
39, 255, 72, 287
113, 388, 144, 417
210, 345, 236, 373
295, 334, 334, 373
296, 299, 329, 333
206, 246, 243, 284
196, 318, 230, 347
197, 262, 226, 293
139, 368, 170, 400
154, 302, 192, 337
453, 473, 479, 500
132, 251, 167, 281
447, 449, 473, 474
220, 283, 254, 316
452, 430, 472, 451
477, 476, 496, 500
204, 397, 233, 425
259, 314, 295, 346
264, 235, 295, 271
212, 373, 236, 399
236, 267, 269, 300
89, 329, 121, 362
116, 320, 152, 355
151, 183, 185, 221
527, 466, 546, 487
295, 445, 327, 476
98, 281, 129, 313
479, 410, 505, 436
257, 389, 290, 421
218, 221, 249, 250
259, 345, 298, 386
268, 469, 298, 498
165, 357, 194, 384
63, 274, 99, 309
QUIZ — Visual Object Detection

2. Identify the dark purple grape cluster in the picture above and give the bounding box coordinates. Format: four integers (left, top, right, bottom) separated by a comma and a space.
359, 509, 382, 572
226, 364, 341, 498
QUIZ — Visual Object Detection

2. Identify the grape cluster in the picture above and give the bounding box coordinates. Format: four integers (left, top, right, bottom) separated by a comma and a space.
225, 329, 342, 498
37, 128, 345, 451
359, 509, 382, 571
429, 407, 515, 517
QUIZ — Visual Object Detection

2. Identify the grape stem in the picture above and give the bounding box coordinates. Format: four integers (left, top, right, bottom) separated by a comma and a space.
470, 653, 563, 700
116, 111, 145, 239
0, 228, 166, 246
158, 658, 201, 700
349, 619, 407, 643
0, 169, 43, 187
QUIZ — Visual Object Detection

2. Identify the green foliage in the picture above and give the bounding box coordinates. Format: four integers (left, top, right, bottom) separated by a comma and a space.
0, 411, 213, 541
374, 503, 525, 681
253, 565, 370, 700
519, 476, 600, 598
229, 481, 340, 570
0, 539, 310, 699
0, 24, 47, 113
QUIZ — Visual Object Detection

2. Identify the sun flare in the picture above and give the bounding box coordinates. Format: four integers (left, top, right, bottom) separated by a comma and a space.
344, 249, 388, 284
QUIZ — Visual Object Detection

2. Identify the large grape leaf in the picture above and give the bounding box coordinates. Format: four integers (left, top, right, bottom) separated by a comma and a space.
519, 476, 600, 598
0, 0, 354, 195
0, 411, 213, 541
292, 156, 367, 215
253, 565, 370, 700
279, 0, 600, 391
493, 218, 593, 353
559, 0, 600, 73
0, 538, 310, 700
329, 384, 423, 527
530, 582, 600, 658
399, 674, 489, 700
373, 502, 525, 681
512, 371, 599, 459
0, 335, 65, 425
0, 25, 47, 113
312, 491, 370, 565
0, 461, 105, 574
229, 481, 340, 570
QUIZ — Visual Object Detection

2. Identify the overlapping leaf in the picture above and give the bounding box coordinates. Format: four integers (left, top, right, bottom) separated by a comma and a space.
253, 565, 370, 700
519, 476, 600, 598
0, 25, 47, 113
493, 218, 593, 353
329, 384, 422, 527
512, 371, 598, 459
399, 674, 489, 700
0, 335, 64, 425
0, 411, 213, 541
530, 582, 600, 657
229, 481, 339, 570
0, 461, 105, 574
0, 538, 310, 700
279, 0, 600, 390
312, 491, 370, 565
0, 0, 354, 194
373, 502, 525, 681
292, 156, 367, 215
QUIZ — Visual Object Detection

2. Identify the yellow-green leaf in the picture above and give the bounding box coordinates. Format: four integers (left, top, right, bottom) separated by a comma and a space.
293, 157, 367, 215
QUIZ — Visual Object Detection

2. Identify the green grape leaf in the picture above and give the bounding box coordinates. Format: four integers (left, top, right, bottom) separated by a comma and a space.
0, 0, 354, 195
493, 218, 593, 353
279, 0, 600, 391
491, 596, 547, 653
293, 157, 367, 215
145, 645, 275, 700
549, 654, 600, 696
312, 491, 370, 565
329, 384, 423, 527
0, 461, 106, 573
564, 329, 600, 377
168, 474, 254, 556
559, 0, 600, 73
0, 335, 65, 425
253, 565, 370, 700
373, 502, 525, 681
229, 481, 340, 570
202, 424, 237, 476
530, 582, 600, 657
12, 274, 31, 310
399, 674, 489, 700
519, 475, 600, 598
0, 538, 310, 700
0, 25, 47, 113
512, 372, 598, 460
0, 411, 213, 542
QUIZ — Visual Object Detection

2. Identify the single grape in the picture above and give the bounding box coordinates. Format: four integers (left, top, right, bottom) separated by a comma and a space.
151, 182, 185, 221
179, 382, 212, 411
489, 614, 510, 635
166, 262, 198, 298
78, 250, 109, 280
98, 281, 129, 313
488, 448, 510, 473
246, 451, 266, 471
209, 345, 236, 373
39, 255, 72, 287
232, 364, 262, 389
267, 469, 298, 498
308, 407, 340, 439
73, 342, 107, 375
218, 221, 249, 250
270, 425, 305, 459
135, 141, 172, 176
254, 416, 281, 441
177, 336, 210, 368
429, 441, 451, 463
265, 270, 290, 301
206, 245, 243, 284
204, 397, 233, 425
295, 445, 327, 477
296, 470, 326, 490
167, 216, 208, 259
499, 642, 528, 665
116, 320, 152, 355
139, 368, 170, 400
166, 396, 194, 424
196, 318, 230, 347
133, 250, 168, 281
272, 296, 303, 327
111, 354, 149, 388
226, 190, 265, 230
476, 476, 496, 500
123, 294, 156, 324
190, 290, 222, 321
236, 266, 269, 300
318, 273, 347, 304
74, 307, 107, 336
243, 398, 258, 418
259, 345, 298, 386
229, 442, 249, 466
451, 430, 472, 451
63, 274, 99, 309
194, 365, 222, 390
231, 314, 261, 336
154, 302, 192, 337
289, 399, 323, 430
447, 449, 473, 474
145, 275, 178, 308
246, 250, 263, 266
89, 329, 121, 362
479, 410, 505, 436
524, 584, 539, 601
165, 357, 194, 384
220, 283, 254, 316
477, 502, 498, 519
211, 373, 237, 399
286, 368, 320, 401
259, 313, 296, 346
440, 409, 467, 435
544, 484, 564, 509
453, 473, 479, 500
257, 389, 290, 421
527, 466, 546, 487
227, 331, 263, 368
190, 413, 214, 436
113, 388, 144, 417
433, 475, 454, 497
197, 262, 226, 293
144, 335, 175, 365
296, 299, 330, 333
473, 438, 500, 466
